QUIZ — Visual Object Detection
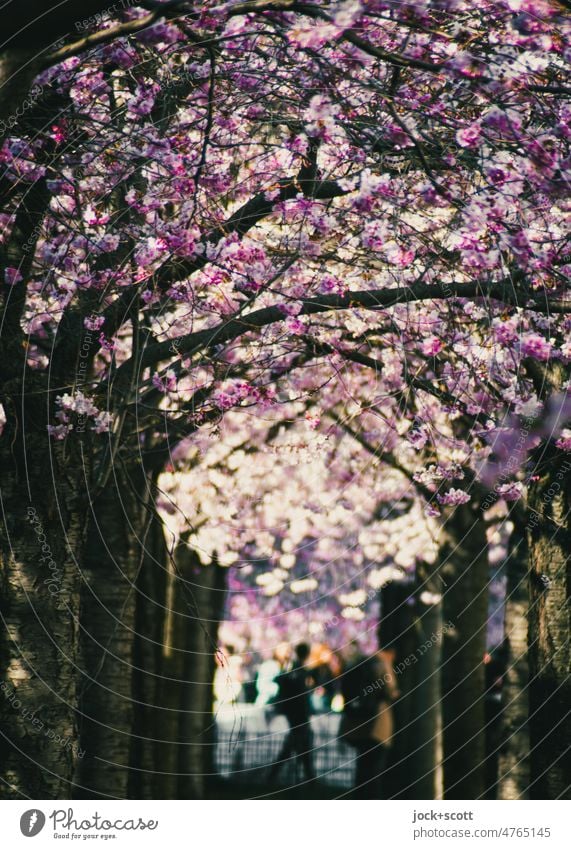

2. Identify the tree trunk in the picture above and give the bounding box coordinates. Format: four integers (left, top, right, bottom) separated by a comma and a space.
0, 1, 115, 52
0, 50, 45, 132
408, 594, 443, 799
75, 465, 149, 799
178, 550, 226, 799
497, 524, 530, 800
0, 425, 88, 798
527, 457, 571, 800
128, 511, 168, 799
154, 542, 226, 799
379, 578, 417, 798
440, 502, 488, 799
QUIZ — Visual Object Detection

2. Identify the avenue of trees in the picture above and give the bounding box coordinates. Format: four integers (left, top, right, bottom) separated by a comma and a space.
0, 0, 569, 799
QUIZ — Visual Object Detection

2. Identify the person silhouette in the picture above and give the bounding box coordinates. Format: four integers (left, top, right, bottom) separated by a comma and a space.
268, 642, 316, 784
339, 642, 399, 799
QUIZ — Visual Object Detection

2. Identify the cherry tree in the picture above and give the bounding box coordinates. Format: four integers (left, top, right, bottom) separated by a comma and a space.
0, 0, 569, 798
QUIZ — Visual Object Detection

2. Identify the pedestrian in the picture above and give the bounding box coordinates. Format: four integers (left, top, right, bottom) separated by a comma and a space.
339, 642, 399, 798
268, 642, 316, 784
255, 642, 291, 707
308, 642, 336, 713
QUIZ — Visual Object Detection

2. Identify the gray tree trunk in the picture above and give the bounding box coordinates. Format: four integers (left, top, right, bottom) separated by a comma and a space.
379, 578, 418, 798
128, 511, 168, 799
0, 130, 88, 797
0, 427, 88, 798
0, 51, 45, 131
155, 543, 226, 799
408, 595, 443, 799
497, 525, 530, 799
440, 503, 488, 799
75, 466, 148, 799
178, 550, 226, 798
527, 459, 571, 799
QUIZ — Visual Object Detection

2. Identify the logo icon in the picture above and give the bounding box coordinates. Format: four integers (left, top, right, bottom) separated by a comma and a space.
20, 810, 46, 837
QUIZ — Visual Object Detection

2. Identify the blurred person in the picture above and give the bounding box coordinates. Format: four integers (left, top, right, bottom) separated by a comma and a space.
329, 649, 343, 678
255, 642, 291, 706
268, 642, 316, 783
339, 642, 399, 799
240, 643, 260, 703
308, 643, 336, 713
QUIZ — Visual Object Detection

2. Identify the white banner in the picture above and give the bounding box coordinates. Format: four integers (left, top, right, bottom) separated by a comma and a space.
1, 800, 569, 849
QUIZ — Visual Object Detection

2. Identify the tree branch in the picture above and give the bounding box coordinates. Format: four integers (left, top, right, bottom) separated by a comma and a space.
98, 174, 346, 345
109, 276, 568, 386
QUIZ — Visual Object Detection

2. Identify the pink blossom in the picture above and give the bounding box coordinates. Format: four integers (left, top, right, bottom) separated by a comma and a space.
127, 84, 160, 117
385, 244, 415, 266
50, 123, 67, 144
456, 123, 481, 148
407, 426, 429, 450
305, 412, 321, 430
385, 123, 415, 149
334, 0, 362, 28
482, 107, 522, 135
493, 318, 519, 345
447, 51, 485, 78
278, 301, 302, 317
48, 423, 72, 440
135, 236, 168, 266
319, 274, 347, 296
555, 429, 571, 451
4, 267, 23, 285
152, 370, 177, 393
56, 392, 98, 417
84, 205, 110, 226
303, 95, 339, 140
74, 395, 98, 417
213, 391, 235, 411
289, 22, 341, 49
98, 333, 115, 352
361, 220, 389, 251
421, 337, 443, 356
520, 333, 552, 361
285, 317, 306, 335
92, 411, 113, 434
135, 22, 182, 46
496, 482, 524, 501
437, 488, 471, 506
84, 315, 105, 331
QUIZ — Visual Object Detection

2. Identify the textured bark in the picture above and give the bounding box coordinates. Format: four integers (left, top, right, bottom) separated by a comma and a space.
128, 512, 168, 799
75, 465, 148, 799
497, 526, 530, 800
0, 51, 45, 130
154, 543, 226, 799
178, 551, 226, 799
379, 579, 417, 798
440, 503, 488, 799
0, 115, 87, 796
0, 2, 131, 138
527, 459, 571, 800
408, 597, 443, 799
0, 424, 88, 798
0, 1, 115, 50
